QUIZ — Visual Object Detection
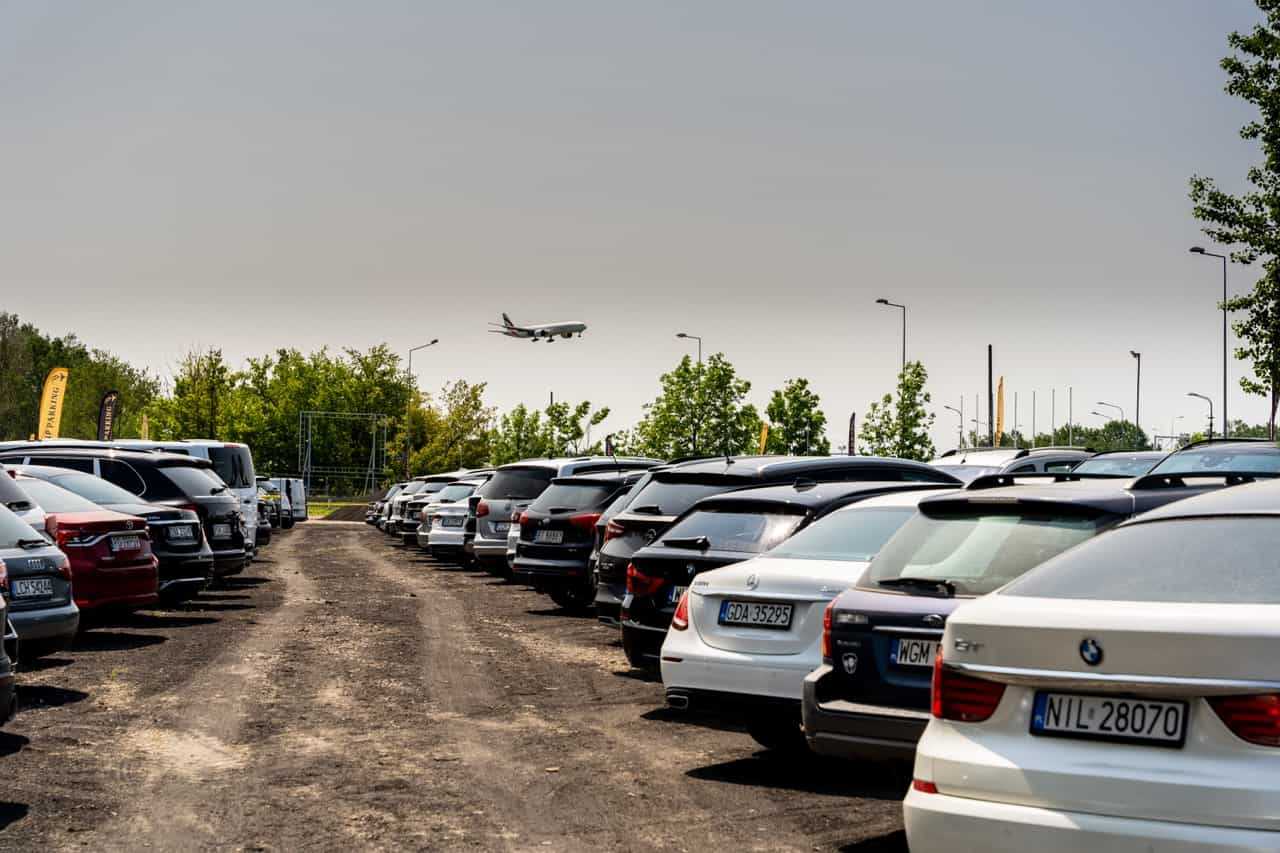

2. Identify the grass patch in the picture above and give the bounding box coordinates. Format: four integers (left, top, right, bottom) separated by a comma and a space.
306, 501, 365, 519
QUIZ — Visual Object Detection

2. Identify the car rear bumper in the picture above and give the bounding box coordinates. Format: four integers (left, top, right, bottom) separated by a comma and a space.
473, 535, 509, 560
212, 548, 248, 576
428, 528, 466, 548
595, 582, 624, 627
10, 602, 80, 644
512, 555, 588, 579
660, 631, 816, 704
904, 788, 1280, 853
802, 664, 928, 760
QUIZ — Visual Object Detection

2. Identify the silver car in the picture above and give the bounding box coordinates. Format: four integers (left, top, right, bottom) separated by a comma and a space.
930, 446, 1094, 483
400, 471, 491, 546
413, 477, 490, 550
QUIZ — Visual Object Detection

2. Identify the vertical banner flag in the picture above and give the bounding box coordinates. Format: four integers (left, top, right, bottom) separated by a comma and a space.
37, 367, 69, 439
97, 390, 120, 441
757, 423, 770, 454
140, 413, 150, 440
604, 433, 615, 456
995, 377, 1006, 445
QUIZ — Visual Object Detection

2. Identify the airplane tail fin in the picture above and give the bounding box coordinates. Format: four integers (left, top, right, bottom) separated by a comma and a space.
502, 312, 515, 328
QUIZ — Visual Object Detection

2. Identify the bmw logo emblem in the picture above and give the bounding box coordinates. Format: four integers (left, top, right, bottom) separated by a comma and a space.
1079, 638, 1104, 667
841, 653, 859, 675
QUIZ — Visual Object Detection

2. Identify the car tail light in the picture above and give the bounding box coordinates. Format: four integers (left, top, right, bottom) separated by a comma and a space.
625, 562, 663, 598
912, 779, 938, 794
52, 553, 72, 581
517, 511, 529, 525
1209, 694, 1280, 746
931, 651, 1005, 722
568, 512, 601, 532
176, 502, 199, 514
821, 600, 835, 662
604, 520, 625, 543
671, 590, 691, 630
0, 559, 7, 592
476, 501, 490, 518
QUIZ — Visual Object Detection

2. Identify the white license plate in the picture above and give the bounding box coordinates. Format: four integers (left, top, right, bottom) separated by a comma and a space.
534, 529, 564, 544
110, 534, 142, 552
493, 522, 510, 533
167, 525, 195, 540
892, 637, 941, 668
441, 517, 463, 528
718, 600, 793, 629
1032, 692, 1188, 747
668, 585, 687, 605
212, 523, 232, 540
12, 578, 54, 599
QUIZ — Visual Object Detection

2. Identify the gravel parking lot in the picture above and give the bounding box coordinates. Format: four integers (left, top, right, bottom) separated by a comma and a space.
0, 522, 909, 851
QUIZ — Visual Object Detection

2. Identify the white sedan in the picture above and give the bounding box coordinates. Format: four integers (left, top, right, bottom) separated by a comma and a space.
906, 478, 1280, 853
660, 489, 950, 751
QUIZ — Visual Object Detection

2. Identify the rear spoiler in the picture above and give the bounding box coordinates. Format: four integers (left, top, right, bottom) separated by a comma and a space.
1129, 471, 1274, 490
965, 472, 1129, 491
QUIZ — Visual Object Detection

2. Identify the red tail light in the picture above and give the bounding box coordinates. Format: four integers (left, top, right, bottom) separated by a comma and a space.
53, 553, 72, 581
1209, 694, 1280, 746
0, 558, 7, 592
604, 520, 625, 543
176, 503, 199, 514
931, 651, 1005, 722
568, 512, 601, 532
671, 590, 691, 630
821, 600, 835, 662
912, 779, 938, 794
476, 500, 490, 518
625, 562, 663, 598
517, 511, 529, 524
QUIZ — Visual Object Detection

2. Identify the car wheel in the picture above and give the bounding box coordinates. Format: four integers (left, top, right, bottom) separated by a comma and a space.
548, 581, 594, 612
281, 515, 294, 529
745, 710, 808, 753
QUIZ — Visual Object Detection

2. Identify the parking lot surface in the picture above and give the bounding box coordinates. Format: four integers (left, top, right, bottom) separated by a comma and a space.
0, 522, 908, 851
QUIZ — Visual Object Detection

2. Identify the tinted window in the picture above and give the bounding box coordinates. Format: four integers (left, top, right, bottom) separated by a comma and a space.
1151, 445, 1280, 476
1005, 517, 1280, 603
398, 482, 426, 497
36, 456, 95, 473
99, 459, 148, 495
1044, 461, 1079, 473
0, 504, 42, 548
659, 509, 805, 554
420, 482, 448, 494
1072, 456, 1160, 477
434, 484, 476, 503
17, 478, 101, 513
767, 507, 916, 562
1009, 463, 1039, 473
161, 466, 228, 497
624, 478, 737, 517
479, 468, 555, 501
42, 472, 140, 506
529, 482, 618, 512
865, 509, 1114, 596
208, 446, 255, 488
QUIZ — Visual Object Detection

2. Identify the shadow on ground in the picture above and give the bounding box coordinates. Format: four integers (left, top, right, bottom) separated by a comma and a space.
687, 753, 911, 801
73, 632, 166, 653
17, 685, 89, 710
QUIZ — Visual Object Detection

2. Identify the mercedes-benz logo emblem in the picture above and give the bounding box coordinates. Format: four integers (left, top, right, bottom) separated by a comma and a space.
746, 573, 759, 590
125, 520, 134, 530
643, 529, 657, 544
841, 653, 859, 675
1079, 638, 1104, 667
923, 614, 945, 628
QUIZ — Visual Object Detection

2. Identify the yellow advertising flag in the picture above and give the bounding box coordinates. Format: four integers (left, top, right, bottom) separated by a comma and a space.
38, 367, 70, 439
995, 377, 1005, 445
141, 413, 150, 440
758, 423, 770, 454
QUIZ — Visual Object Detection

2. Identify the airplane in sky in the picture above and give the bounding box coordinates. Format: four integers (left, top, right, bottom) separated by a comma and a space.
488, 313, 587, 342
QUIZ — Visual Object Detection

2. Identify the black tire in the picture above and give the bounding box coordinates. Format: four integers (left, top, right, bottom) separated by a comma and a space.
281, 515, 295, 530
745, 710, 808, 753
548, 581, 594, 612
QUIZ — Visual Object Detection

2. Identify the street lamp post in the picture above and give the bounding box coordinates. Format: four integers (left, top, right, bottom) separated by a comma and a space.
1130, 351, 1141, 433
875, 298, 906, 372
944, 404, 963, 449
1188, 392, 1214, 441
404, 339, 439, 477
676, 332, 703, 453
1097, 401, 1124, 423
1190, 247, 1230, 438
1091, 410, 1114, 423
1170, 415, 1185, 451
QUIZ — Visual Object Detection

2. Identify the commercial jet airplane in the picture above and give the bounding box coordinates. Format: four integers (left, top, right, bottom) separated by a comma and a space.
488, 313, 587, 342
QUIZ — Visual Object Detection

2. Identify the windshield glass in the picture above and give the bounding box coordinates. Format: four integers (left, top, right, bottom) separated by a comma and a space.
398, 482, 426, 497
0, 504, 43, 548
529, 482, 618, 512
420, 482, 448, 494
767, 507, 916, 562
478, 468, 555, 501
1071, 455, 1161, 476
1006, 517, 1280, 603
623, 478, 737, 517
0, 469, 34, 511
208, 446, 255, 489
163, 465, 228, 497
17, 478, 101, 513
1150, 445, 1280, 476
40, 472, 140, 505
434, 484, 477, 503
930, 465, 1001, 484
865, 508, 1114, 596
659, 509, 805, 553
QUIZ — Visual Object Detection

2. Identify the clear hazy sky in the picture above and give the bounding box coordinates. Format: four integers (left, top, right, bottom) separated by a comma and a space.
2, 0, 1270, 450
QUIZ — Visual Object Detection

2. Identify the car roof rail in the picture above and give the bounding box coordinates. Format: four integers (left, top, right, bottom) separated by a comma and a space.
1028, 446, 1096, 453
1130, 471, 1273, 490
1173, 437, 1277, 451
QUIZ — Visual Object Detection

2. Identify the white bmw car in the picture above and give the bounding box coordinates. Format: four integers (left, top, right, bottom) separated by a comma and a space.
906, 478, 1280, 852
660, 489, 951, 750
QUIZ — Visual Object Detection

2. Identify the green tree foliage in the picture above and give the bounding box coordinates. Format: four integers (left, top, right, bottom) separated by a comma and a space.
629, 353, 761, 458
408, 381, 494, 474
764, 378, 830, 454
488, 404, 546, 465
858, 361, 935, 461
1189, 2, 1280, 437
1016, 421, 1152, 452
487, 399, 611, 465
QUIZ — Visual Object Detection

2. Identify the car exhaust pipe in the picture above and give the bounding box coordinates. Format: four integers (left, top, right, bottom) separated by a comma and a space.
666, 691, 690, 711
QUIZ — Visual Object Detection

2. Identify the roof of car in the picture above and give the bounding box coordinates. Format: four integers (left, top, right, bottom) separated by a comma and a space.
1076, 449, 1166, 460
1124, 476, 1280, 523
689, 480, 956, 514
412, 468, 479, 483
918, 473, 1229, 517
651, 454, 959, 482
552, 470, 648, 486
499, 456, 660, 470
8, 464, 90, 479
936, 446, 1093, 466
0, 446, 215, 468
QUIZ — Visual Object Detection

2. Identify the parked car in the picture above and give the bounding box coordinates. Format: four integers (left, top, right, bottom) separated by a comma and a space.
385, 479, 428, 535
0, 462, 47, 531
803, 471, 1242, 764
257, 479, 283, 527
589, 466, 674, 626
373, 482, 408, 530
603, 456, 962, 667
15, 464, 214, 601
930, 446, 1094, 483
905, 477, 1280, 852
425, 500, 472, 561
0, 448, 249, 577
412, 477, 489, 550
471, 457, 661, 574
513, 470, 648, 610
396, 470, 489, 544
0, 500, 78, 660
275, 477, 307, 523
1146, 437, 1280, 477
660, 485, 956, 749
12, 474, 159, 613
1069, 449, 1166, 477
256, 489, 273, 547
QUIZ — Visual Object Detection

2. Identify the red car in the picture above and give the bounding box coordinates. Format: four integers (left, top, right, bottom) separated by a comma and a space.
15, 475, 159, 612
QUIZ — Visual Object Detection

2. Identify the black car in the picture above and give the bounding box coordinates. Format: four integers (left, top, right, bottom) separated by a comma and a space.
0, 448, 248, 578
802, 470, 1254, 762
1147, 438, 1280, 477
596, 455, 960, 645
513, 470, 648, 610
621, 476, 962, 669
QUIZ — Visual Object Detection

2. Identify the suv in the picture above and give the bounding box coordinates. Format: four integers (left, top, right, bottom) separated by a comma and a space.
1146, 438, 1280, 477
396, 469, 489, 544
930, 447, 1094, 483
471, 457, 661, 574
1069, 450, 1165, 477
413, 476, 490, 551
802, 471, 1250, 762
0, 447, 249, 577
596, 455, 960, 634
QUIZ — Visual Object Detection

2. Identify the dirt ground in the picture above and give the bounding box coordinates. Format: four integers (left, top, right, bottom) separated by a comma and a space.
0, 522, 910, 852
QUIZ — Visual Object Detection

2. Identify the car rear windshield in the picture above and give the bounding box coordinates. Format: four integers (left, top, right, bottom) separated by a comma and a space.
434, 484, 476, 503
1004, 516, 1280, 603
0, 504, 43, 548
421, 482, 448, 494
622, 478, 740, 518
1072, 456, 1161, 477
0, 470, 34, 511
42, 472, 139, 506
208, 446, 255, 489
930, 465, 1001, 484
659, 509, 805, 554
528, 482, 618, 513
161, 465, 229, 497
766, 507, 917, 562
479, 468, 555, 501
864, 508, 1115, 597
17, 478, 101, 513
1150, 445, 1280, 476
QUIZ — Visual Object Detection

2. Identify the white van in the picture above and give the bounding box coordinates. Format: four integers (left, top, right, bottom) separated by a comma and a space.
278, 478, 306, 522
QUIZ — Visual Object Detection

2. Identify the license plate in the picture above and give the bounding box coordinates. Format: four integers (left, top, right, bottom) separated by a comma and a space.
212, 523, 232, 540
441, 517, 463, 528
668, 585, 688, 605
12, 578, 53, 599
892, 637, 941, 668
111, 534, 142, 552
534, 529, 564, 544
167, 525, 194, 540
718, 600, 793, 629
493, 522, 510, 533
1031, 692, 1188, 747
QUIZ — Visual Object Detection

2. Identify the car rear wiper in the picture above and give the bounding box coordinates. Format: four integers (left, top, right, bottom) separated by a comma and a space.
663, 535, 710, 551
876, 577, 957, 597
15, 538, 47, 550
5, 501, 31, 511
630, 504, 662, 515
547, 506, 576, 514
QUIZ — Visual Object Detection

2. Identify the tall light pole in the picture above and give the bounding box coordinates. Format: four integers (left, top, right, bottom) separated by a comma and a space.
1190, 247, 1231, 437
875, 298, 906, 372
1097, 401, 1125, 422
676, 332, 703, 454
1170, 414, 1185, 450
944, 404, 963, 449
404, 339, 439, 477
1188, 392, 1214, 440
1130, 351, 1141, 436
1091, 410, 1114, 423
